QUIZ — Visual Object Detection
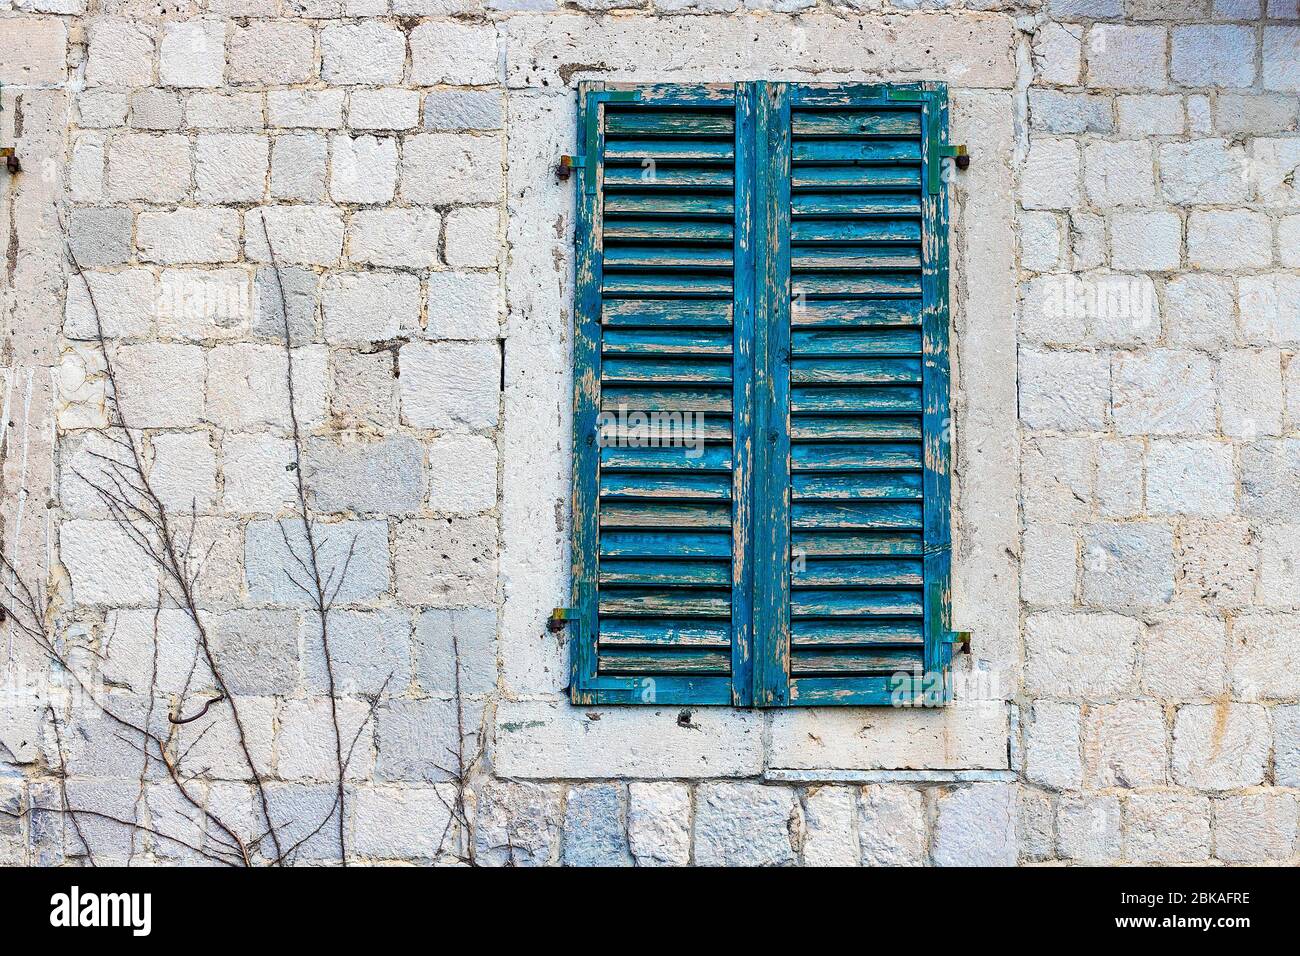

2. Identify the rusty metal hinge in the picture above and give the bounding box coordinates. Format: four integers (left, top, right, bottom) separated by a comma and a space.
0, 148, 18, 174
947, 630, 972, 654
940, 142, 970, 170
548, 607, 576, 633
555, 153, 584, 181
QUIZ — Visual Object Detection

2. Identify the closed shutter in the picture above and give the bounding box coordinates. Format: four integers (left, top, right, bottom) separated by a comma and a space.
777, 84, 951, 706
571, 82, 952, 707
571, 84, 753, 705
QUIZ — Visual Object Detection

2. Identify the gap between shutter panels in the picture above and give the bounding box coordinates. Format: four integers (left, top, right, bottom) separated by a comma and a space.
574, 83, 950, 707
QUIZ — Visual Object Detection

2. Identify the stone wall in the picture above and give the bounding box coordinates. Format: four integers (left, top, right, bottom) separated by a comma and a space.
0, 0, 1297, 865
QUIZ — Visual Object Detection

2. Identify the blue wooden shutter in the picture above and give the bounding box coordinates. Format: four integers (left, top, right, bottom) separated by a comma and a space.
571, 83, 754, 705
773, 83, 953, 706
571, 82, 951, 707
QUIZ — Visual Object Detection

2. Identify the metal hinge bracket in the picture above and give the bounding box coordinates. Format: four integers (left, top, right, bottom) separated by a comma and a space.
947, 630, 972, 654
557, 89, 643, 193
548, 607, 576, 633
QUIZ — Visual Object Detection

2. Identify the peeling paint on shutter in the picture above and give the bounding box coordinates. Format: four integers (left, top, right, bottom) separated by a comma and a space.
572, 83, 750, 705
571, 82, 951, 707
781, 83, 952, 706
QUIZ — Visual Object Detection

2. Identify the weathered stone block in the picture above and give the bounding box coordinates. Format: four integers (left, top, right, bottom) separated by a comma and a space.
1025, 701, 1082, 790
353, 785, 456, 860
426, 272, 502, 340
205, 343, 328, 431
160, 20, 225, 89
400, 342, 500, 431
228, 21, 315, 85
1239, 274, 1300, 344
1124, 793, 1210, 863
1029, 90, 1113, 135
410, 22, 500, 85
1117, 94, 1183, 136
1274, 704, 1300, 787
244, 518, 390, 605
1021, 138, 1081, 210
1142, 614, 1227, 698
330, 133, 398, 204
268, 89, 345, 129
1019, 349, 1109, 431
563, 784, 631, 866
1082, 700, 1168, 789
1081, 523, 1174, 610
1057, 793, 1121, 864
424, 90, 504, 132
1024, 611, 1139, 697
1241, 440, 1300, 518
393, 516, 497, 606
1159, 139, 1249, 205
413, 607, 498, 697
1258, 524, 1300, 607
1086, 25, 1167, 91
1188, 209, 1272, 269
471, 780, 562, 866
932, 784, 1015, 867
1164, 274, 1236, 348
1145, 440, 1234, 516
206, 610, 301, 696
270, 133, 327, 201
86, 19, 153, 87
196, 133, 268, 204
302, 609, 411, 700
1214, 793, 1298, 863
494, 701, 762, 778
246, 206, 345, 267
129, 89, 183, 131
401, 133, 503, 206
628, 782, 691, 866
1263, 26, 1300, 92
1020, 523, 1077, 608
1230, 613, 1300, 700
347, 88, 420, 130
1084, 140, 1155, 207
321, 271, 417, 345
106, 133, 190, 203
1112, 350, 1215, 436
137, 208, 241, 264
253, 265, 318, 343
694, 783, 798, 867
800, 786, 857, 866
374, 696, 479, 785
768, 702, 1009, 771
1172, 703, 1269, 790
1171, 25, 1256, 88
347, 210, 440, 269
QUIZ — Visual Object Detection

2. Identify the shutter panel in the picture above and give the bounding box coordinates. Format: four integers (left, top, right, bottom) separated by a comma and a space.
571, 82, 951, 707
779, 84, 952, 706
571, 84, 753, 705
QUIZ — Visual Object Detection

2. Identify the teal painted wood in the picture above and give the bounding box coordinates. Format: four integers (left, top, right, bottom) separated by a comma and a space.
752, 81, 793, 707
920, 83, 954, 704
571, 80, 605, 704
571, 81, 951, 707
780, 84, 949, 706
730, 82, 757, 707
571, 82, 749, 705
